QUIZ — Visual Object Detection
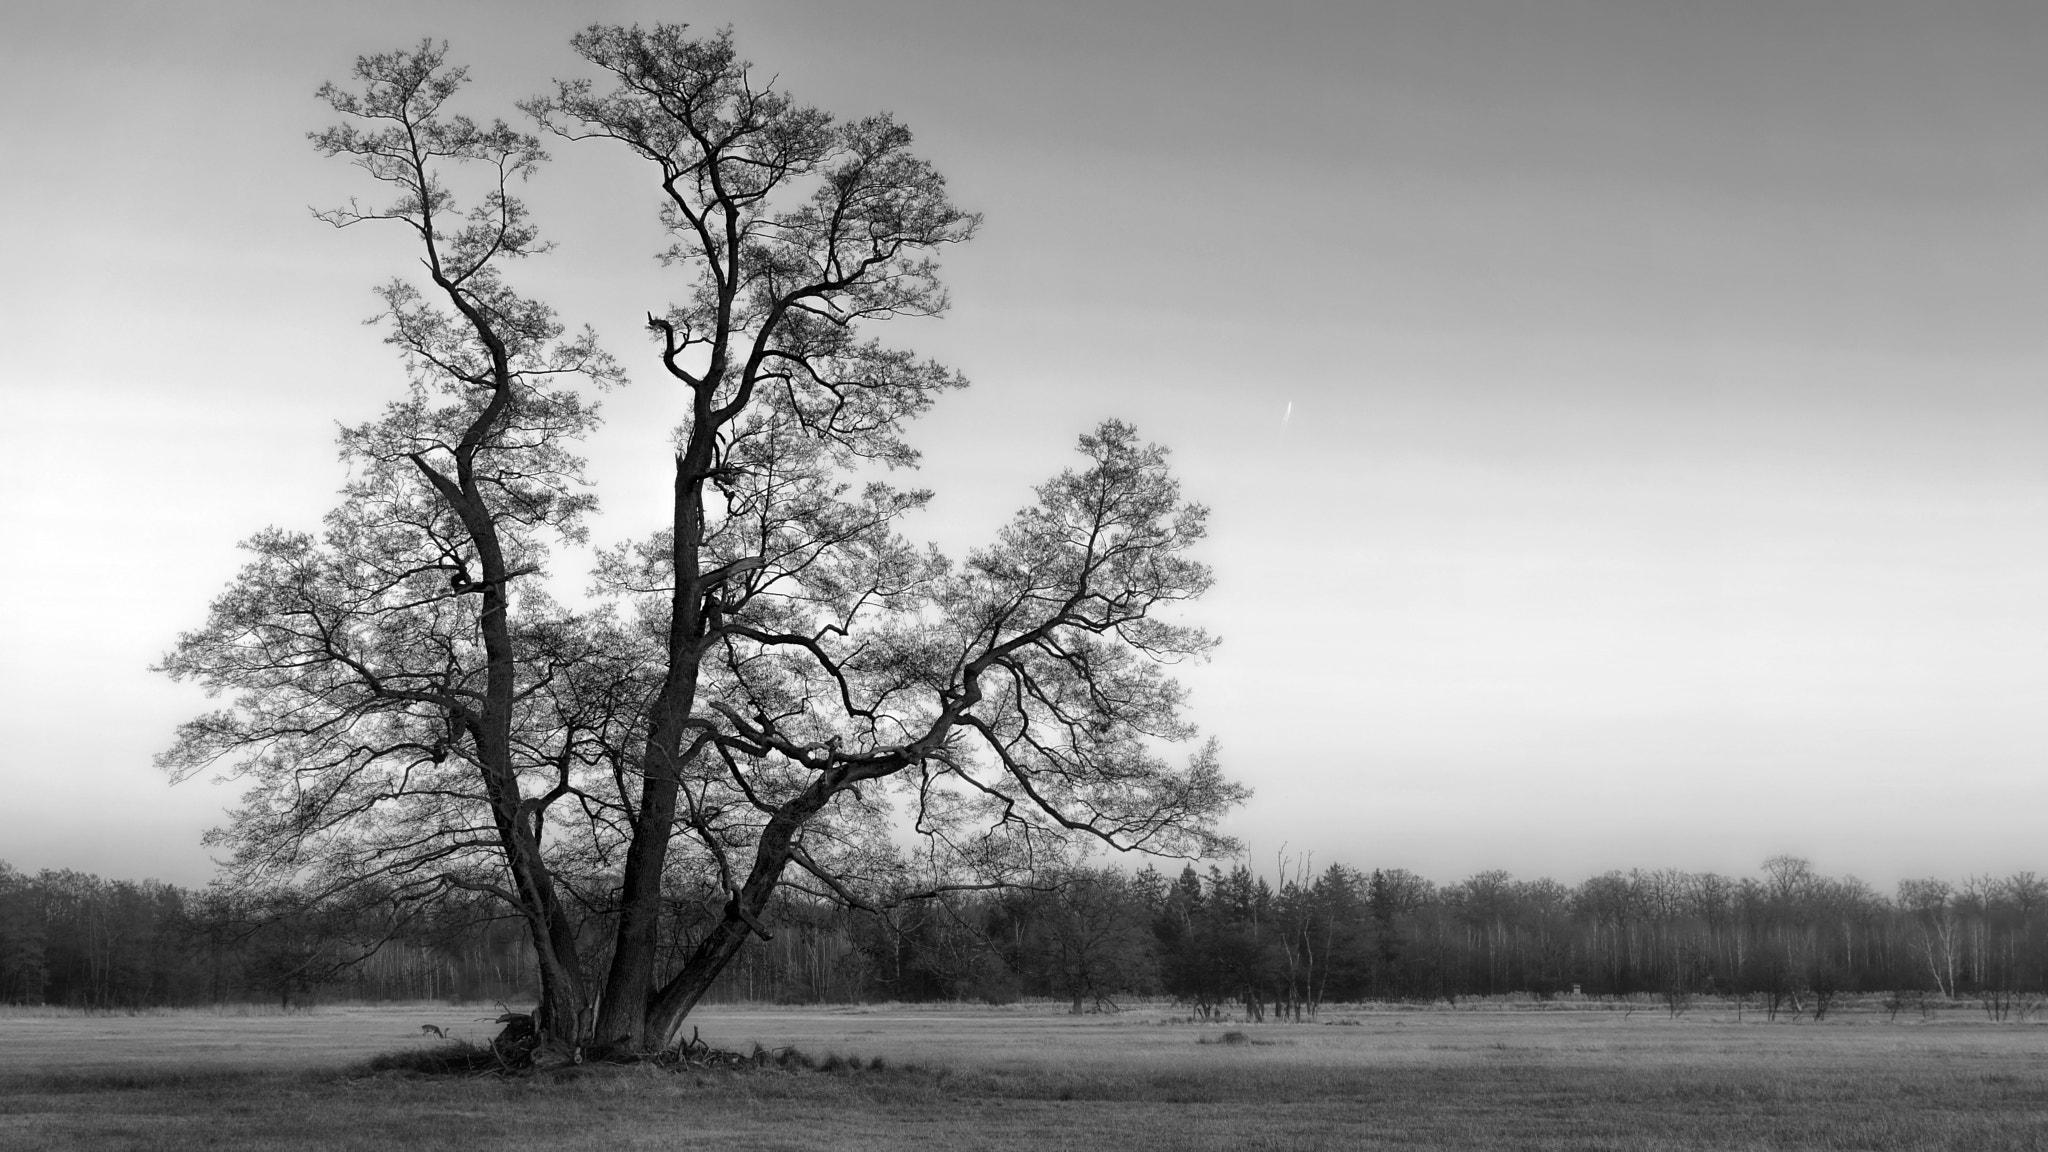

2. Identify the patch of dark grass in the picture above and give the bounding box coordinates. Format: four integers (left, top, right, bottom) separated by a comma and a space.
759, 1042, 815, 1070
738, 1043, 916, 1078
341, 1037, 923, 1086
1197, 1030, 1273, 1046
348, 1039, 912, 1083
359, 1039, 502, 1077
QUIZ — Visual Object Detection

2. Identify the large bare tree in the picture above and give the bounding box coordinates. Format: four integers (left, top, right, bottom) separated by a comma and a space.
160, 26, 1242, 1059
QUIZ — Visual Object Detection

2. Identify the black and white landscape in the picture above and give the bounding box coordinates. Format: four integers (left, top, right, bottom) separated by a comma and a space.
1, 3, 2044, 1148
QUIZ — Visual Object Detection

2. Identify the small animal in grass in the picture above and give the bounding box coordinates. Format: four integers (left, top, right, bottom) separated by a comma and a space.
420, 1024, 447, 1039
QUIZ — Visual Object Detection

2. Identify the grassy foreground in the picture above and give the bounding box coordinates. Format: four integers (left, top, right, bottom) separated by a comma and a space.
1, 1004, 2044, 1150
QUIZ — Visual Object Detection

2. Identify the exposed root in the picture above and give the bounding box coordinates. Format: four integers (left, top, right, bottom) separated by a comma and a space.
649, 1027, 762, 1071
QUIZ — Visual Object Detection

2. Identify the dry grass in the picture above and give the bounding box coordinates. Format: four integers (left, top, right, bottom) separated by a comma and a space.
1, 1002, 2044, 1150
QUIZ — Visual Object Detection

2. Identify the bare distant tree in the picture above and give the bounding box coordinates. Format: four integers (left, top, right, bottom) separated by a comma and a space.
1898, 879, 1961, 1000
1019, 868, 1157, 1014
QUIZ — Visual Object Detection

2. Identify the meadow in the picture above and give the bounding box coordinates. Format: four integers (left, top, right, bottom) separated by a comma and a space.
1, 1000, 2043, 1150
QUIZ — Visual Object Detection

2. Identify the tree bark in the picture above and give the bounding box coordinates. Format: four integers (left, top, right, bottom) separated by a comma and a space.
594, 450, 714, 1052
641, 785, 831, 1049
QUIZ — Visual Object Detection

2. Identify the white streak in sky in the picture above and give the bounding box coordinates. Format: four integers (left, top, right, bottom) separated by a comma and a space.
1283, 400, 1293, 429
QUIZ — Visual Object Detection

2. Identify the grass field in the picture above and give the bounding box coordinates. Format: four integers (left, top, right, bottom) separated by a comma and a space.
2, 1001, 2044, 1150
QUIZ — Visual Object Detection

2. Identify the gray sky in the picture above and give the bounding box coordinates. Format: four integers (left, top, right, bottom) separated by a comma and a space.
3, 0, 2045, 888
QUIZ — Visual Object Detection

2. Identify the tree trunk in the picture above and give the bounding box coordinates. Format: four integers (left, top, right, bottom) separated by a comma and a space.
640, 788, 831, 1050
590, 690, 692, 1051
593, 456, 711, 1053
644, 916, 755, 1049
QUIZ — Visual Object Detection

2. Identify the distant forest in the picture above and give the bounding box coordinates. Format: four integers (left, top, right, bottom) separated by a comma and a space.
2, 857, 2041, 1018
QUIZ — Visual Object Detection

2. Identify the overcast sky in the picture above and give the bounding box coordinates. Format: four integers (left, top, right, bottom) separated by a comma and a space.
3, 0, 2046, 889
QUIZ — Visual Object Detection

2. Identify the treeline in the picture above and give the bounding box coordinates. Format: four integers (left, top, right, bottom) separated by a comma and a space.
0, 863, 533, 1008
5, 857, 2043, 1016
1135, 858, 2048, 1019
698, 856, 2048, 1019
